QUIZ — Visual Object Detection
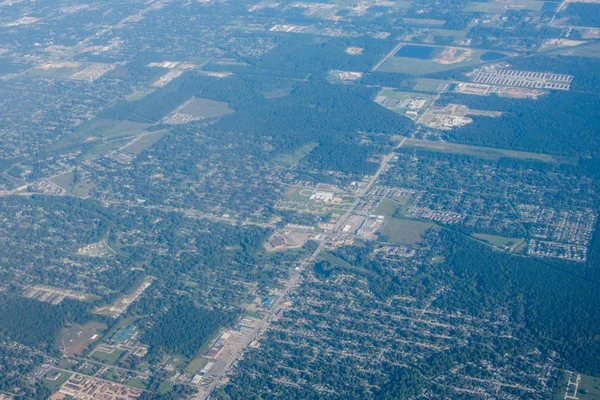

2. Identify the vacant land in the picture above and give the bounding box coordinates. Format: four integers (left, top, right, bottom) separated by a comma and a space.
374, 198, 400, 218
185, 356, 210, 375
178, 98, 234, 118
473, 233, 525, 251
376, 44, 485, 75
275, 142, 317, 168
555, 372, 600, 400
466, 0, 543, 13
57, 322, 107, 356
43, 369, 71, 391
380, 217, 432, 245
50, 171, 76, 193
401, 138, 560, 162
120, 130, 169, 154
413, 78, 452, 93
54, 119, 151, 149
90, 347, 125, 364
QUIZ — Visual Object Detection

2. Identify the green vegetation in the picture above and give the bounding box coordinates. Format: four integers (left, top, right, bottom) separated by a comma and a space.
127, 377, 150, 389
554, 372, 600, 400
274, 142, 318, 168
91, 348, 125, 364
142, 299, 236, 358
377, 47, 486, 75
379, 217, 432, 245
472, 233, 525, 251
185, 356, 209, 375
374, 197, 400, 218
438, 90, 600, 158
403, 138, 560, 163
120, 130, 169, 154
50, 171, 76, 192
563, 2, 600, 28
0, 295, 90, 350
42, 370, 71, 391
413, 78, 451, 93
466, 0, 543, 13
177, 98, 234, 118
437, 229, 600, 376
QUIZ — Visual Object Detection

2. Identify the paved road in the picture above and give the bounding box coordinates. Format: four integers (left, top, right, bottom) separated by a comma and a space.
199, 136, 409, 398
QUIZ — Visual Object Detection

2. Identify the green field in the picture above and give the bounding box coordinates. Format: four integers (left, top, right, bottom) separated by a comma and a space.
126, 88, 156, 101
50, 171, 76, 192
466, 0, 543, 13
158, 380, 174, 394
121, 130, 169, 154
402, 138, 562, 163
319, 251, 357, 270
275, 142, 317, 168
91, 348, 125, 364
72, 179, 95, 198
556, 41, 600, 58
54, 119, 151, 150
403, 17, 447, 27
283, 186, 315, 202
185, 356, 210, 375
28, 65, 80, 79
472, 233, 525, 251
376, 45, 486, 75
374, 198, 400, 218
50, 170, 95, 197
262, 87, 293, 99
42, 369, 71, 391
555, 372, 600, 400
429, 29, 468, 37
177, 97, 234, 118
380, 217, 432, 245
413, 78, 452, 93
127, 377, 150, 389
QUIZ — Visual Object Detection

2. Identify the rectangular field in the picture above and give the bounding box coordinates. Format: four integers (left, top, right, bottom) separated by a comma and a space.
375, 44, 487, 75
401, 138, 561, 163
56, 322, 107, 356
472, 233, 525, 252
380, 217, 432, 245
90, 347, 125, 364
466, 0, 544, 13
120, 130, 169, 154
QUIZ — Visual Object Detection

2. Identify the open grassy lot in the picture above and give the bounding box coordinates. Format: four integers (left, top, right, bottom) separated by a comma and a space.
472, 233, 525, 252
185, 356, 210, 375
413, 78, 452, 93
177, 97, 234, 118
380, 217, 432, 245
275, 142, 317, 168
90, 348, 125, 364
465, 0, 544, 13
556, 41, 600, 58
376, 44, 487, 75
127, 377, 150, 390
56, 322, 107, 356
42, 369, 71, 391
121, 129, 169, 154
402, 138, 563, 163
50, 171, 76, 193
54, 119, 151, 150
374, 198, 399, 218
429, 28, 468, 38
554, 372, 600, 400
